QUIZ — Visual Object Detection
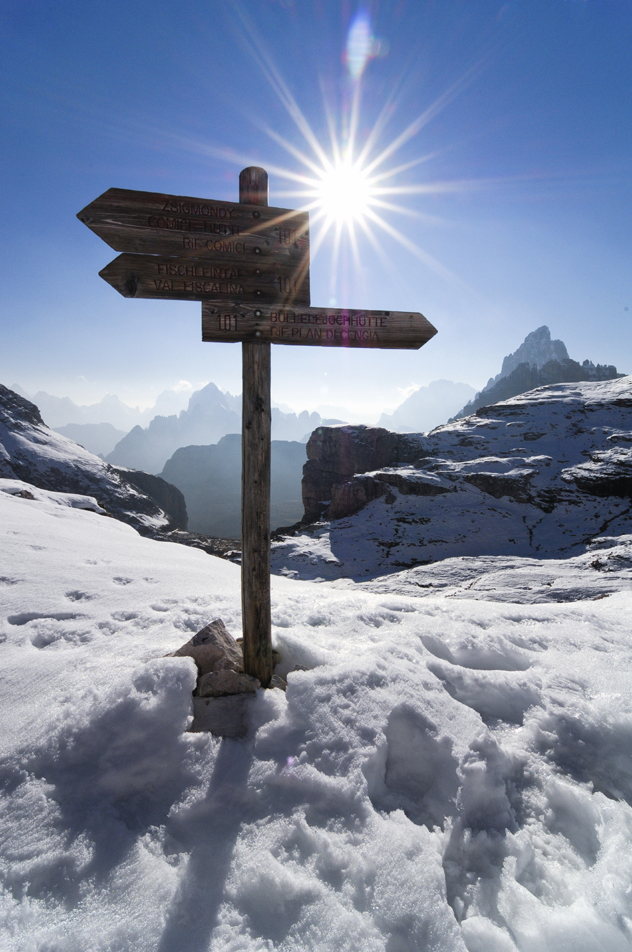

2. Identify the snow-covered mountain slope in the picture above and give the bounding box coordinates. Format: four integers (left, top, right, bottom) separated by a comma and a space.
273, 377, 632, 580
354, 533, 632, 603
0, 384, 182, 535
3, 483, 632, 950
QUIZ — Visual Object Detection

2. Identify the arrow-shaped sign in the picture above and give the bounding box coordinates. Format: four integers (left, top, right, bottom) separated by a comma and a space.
99, 253, 310, 305
202, 302, 437, 349
77, 187, 309, 265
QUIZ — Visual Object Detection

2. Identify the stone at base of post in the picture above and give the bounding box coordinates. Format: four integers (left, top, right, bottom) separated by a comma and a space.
189, 695, 255, 738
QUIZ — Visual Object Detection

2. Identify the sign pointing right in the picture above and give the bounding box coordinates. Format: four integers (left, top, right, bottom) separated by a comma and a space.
201, 301, 437, 349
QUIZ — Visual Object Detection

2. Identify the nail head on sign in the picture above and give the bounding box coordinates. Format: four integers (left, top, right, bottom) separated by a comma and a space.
255, 309, 262, 317
255, 331, 261, 336
253, 211, 261, 219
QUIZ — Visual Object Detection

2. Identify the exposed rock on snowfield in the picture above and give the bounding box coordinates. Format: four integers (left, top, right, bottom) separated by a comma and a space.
173, 618, 244, 677
273, 376, 632, 579
172, 618, 260, 699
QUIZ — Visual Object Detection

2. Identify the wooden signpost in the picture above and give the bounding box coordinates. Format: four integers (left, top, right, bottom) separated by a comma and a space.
78, 167, 437, 688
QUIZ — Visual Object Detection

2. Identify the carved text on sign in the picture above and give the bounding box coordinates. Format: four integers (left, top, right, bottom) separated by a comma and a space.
201, 303, 437, 350
99, 254, 310, 304
77, 188, 310, 261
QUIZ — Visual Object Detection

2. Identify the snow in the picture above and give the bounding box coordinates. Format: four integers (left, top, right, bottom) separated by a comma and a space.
0, 385, 172, 534
272, 377, 632, 580
3, 484, 632, 950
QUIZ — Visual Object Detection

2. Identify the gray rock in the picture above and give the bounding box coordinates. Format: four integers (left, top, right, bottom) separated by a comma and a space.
196, 669, 259, 697
173, 618, 243, 674
190, 695, 254, 737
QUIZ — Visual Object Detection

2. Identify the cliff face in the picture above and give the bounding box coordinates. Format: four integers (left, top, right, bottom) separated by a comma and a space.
302, 425, 425, 522
160, 435, 306, 538
272, 377, 632, 580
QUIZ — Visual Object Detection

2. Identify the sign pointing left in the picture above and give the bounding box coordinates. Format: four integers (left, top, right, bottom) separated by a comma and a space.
77, 187, 310, 262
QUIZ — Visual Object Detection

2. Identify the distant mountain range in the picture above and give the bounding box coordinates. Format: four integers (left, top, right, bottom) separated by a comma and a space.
160, 435, 306, 538
53, 422, 127, 458
10, 384, 192, 431
378, 380, 476, 432
106, 382, 334, 474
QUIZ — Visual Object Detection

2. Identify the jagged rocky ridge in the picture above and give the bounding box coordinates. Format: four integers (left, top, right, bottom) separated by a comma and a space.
272, 376, 632, 580
0, 383, 233, 556
453, 325, 622, 420
106, 381, 331, 474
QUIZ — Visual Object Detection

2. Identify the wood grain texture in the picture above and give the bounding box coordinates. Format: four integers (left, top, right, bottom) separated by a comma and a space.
99, 252, 310, 305
202, 302, 438, 350
240, 168, 273, 688
77, 187, 309, 265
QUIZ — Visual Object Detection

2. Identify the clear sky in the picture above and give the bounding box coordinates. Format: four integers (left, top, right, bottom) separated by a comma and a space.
1, 0, 630, 416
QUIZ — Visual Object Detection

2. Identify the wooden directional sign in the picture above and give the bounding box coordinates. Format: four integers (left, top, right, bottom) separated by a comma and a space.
78, 167, 438, 694
202, 302, 436, 349
100, 253, 310, 305
77, 187, 309, 261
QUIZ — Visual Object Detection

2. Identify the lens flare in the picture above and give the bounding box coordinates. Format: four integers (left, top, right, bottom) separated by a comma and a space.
345, 9, 375, 81
316, 159, 373, 223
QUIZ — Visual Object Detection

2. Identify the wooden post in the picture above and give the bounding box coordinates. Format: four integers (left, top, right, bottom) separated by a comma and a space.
240, 167, 273, 687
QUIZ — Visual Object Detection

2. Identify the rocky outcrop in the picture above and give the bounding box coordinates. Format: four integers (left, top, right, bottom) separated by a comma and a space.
0, 383, 233, 558
454, 358, 623, 420
172, 619, 260, 697
272, 377, 632, 580
112, 466, 188, 530
302, 425, 425, 522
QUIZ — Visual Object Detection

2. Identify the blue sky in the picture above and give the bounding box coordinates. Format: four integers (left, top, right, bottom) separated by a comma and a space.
1, 0, 630, 415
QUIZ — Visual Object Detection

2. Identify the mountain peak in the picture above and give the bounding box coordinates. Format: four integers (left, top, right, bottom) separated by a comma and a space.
499, 325, 569, 380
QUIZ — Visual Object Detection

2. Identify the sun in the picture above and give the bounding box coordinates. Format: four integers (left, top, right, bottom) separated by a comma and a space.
315, 159, 374, 225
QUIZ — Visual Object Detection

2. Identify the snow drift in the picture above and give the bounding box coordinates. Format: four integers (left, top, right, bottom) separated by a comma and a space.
2, 480, 632, 949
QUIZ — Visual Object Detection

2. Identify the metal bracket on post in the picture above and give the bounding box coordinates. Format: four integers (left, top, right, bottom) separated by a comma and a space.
239, 167, 273, 687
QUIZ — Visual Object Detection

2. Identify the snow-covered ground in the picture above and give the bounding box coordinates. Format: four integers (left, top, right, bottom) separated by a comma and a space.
273, 377, 632, 580
3, 483, 632, 950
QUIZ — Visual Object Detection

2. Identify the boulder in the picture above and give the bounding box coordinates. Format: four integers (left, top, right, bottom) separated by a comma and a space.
196, 669, 259, 697
173, 618, 243, 675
